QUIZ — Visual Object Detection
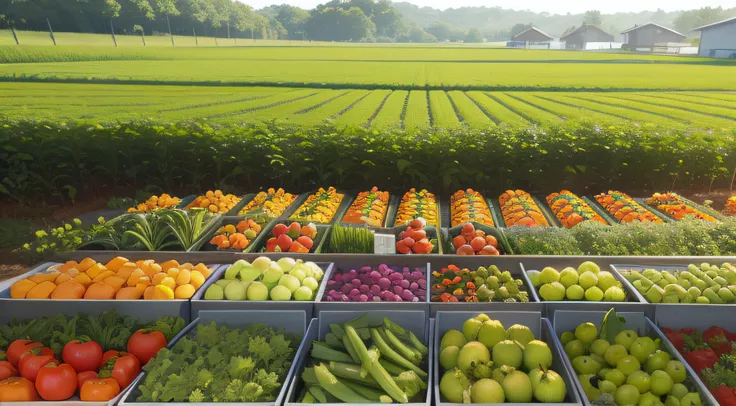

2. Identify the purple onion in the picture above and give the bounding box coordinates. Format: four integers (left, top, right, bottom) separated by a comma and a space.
373, 296, 382, 302
333, 274, 343, 282
349, 288, 360, 297
412, 271, 423, 280
389, 272, 403, 281
400, 280, 410, 289
393, 295, 403, 302
351, 279, 362, 287
326, 296, 334, 301
341, 285, 352, 294
417, 278, 426, 287
359, 294, 368, 302
370, 285, 381, 294
382, 291, 395, 301
378, 278, 391, 290
370, 271, 381, 282
394, 286, 403, 295
401, 290, 415, 301
359, 285, 370, 294
341, 295, 349, 302
410, 282, 419, 290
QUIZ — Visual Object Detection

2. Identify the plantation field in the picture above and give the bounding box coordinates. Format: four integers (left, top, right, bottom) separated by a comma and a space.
2, 82, 734, 131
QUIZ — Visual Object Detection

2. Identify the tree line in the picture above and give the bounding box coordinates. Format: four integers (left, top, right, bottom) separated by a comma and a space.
0, 0, 438, 42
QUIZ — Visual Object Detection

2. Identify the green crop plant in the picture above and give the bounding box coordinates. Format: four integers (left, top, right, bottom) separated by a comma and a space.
447, 91, 494, 128
403, 90, 430, 131
429, 91, 462, 129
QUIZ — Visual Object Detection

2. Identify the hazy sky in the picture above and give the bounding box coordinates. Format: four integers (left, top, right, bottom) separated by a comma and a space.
241, 0, 735, 13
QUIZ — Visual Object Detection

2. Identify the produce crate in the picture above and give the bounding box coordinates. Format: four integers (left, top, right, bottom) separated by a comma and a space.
552, 311, 712, 406
434, 311, 582, 406
190, 215, 277, 253
519, 259, 650, 318
339, 191, 398, 229
541, 193, 615, 228
611, 263, 736, 309
190, 262, 334, 319
386, 196, 441, 229
0, 260, 223, 322
284, 310, 433, 406
174, 194, 197, 210
182, 192, 255, 216
492, 193, 559, 228
289, 189, 354, 225
429, 258, 542, 317
638, 195, 725, 222
119, 309, 312, 406
655, 306, 735, 405
237, 189, 302, 219
586, 195, 669, 224
443, 222, 514, 255
251, 219, 333, 254
440, 195, 503, 229
580, 196, 620, 225
392, 224, 444, 254
320, 224, 377, 254
313, 260, 430, 314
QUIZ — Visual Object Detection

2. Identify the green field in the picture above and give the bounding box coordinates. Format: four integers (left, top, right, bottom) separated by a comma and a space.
2, 82, 734, 131
1, 31, 735, 131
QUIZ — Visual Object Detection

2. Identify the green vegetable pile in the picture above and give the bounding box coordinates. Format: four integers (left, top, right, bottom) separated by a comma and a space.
134, 322, 301, 402
298, 315, 428, 404
0, 310, 185, 356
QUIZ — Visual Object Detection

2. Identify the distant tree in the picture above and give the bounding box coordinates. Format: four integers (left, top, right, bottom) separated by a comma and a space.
307, 6, 375, 41
509, 23, 532, 38
464, 28, 483, 43
271, 5, 310, 39
583, 10, 602, 26
397, 25, 436, 42
426, 21, 463, 41
650, 8, 666, 23
561, 25, 576, 35
674, 6, 729, 34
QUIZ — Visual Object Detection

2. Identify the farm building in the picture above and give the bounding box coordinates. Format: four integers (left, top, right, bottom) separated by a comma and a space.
512, 27, 553, 42
560, 25, 614, 50
621, 23, 686, 51
694, 17, 736, 58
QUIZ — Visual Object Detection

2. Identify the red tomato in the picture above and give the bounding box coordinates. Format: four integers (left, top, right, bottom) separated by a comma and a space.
102, 350, 124, 365
18, 348, 59, 382
80, 378, 120, 401
34, 363, 77, 401
62, 339, 103, 373
77, 370, 98, 390
127, 329, 167, 365
100, 353, 141, 390
18, 346, 54, 365
0, 361, 18, 381
6, 340, 42, 367
0, 376, 40, 402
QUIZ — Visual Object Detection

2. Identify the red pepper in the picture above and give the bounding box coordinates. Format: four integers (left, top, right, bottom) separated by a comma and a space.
683, 348, 719, 372
664, 330, 686, 351
703, 326, 733, 357
712, 385, 736, 406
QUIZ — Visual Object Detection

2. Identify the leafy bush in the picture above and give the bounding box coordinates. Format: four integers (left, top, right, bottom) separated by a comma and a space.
506, 218, 736, 256
1, 119, 734, 205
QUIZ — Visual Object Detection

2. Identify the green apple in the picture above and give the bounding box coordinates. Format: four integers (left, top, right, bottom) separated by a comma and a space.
262, 267, 284, 287
591, 339, 611, 358
604, 286, 626, 302
246, 281, 269, 301
572, 356, 601, 375
290, 268, 307, 282
269, 284, 292, 300
566, 285, 585, 300
278, 274, 301, 293
604, 344, 628, 367
252, 256, 272, 272
224, 281, 247, 300
626, 370, 651, 394
294, 286, 314, 301
559, 268, 579, 288
215, 279, 232, 288
597, 271, 617, 291
645, 351, 671, 374
599, 379, 617, 394
579, 374, 601, 401
680, 392, 702, 406
578, 261, 601, 275
565, 339, 585, 359
614, 384, 640, 406
615, 330, 639, 351
630, 337, 657, 364
670, 383, 689, 400
665, 395, 681, 406
575, 322, 599, 344
301, 276, 319, 292
538, 267, 561, 284
664, 361, 687, 383
616, 355, 641, 377
225, 260, 248, 280
650, 370, 674, 396
640, 391, 665, 406
560, 331, 575, 346
585, 286, 604, 301
579, 271, 599, 290
523, 340, 552, 370
204, 284, 224, 300
239, 265, 261, 282
604, 369, 626, 387
276, 257, 297, 272
539, 282, 566, 301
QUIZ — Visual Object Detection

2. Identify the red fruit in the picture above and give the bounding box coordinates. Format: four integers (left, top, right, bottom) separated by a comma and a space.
296, 236, 314, 250
301, 223, 318, 238
479, 245, 500, 256
99, 353, 140, 390
276, 233, 293, 252
77, 371, 98, 391
266, 237, 278, 252
35, 363, 77, 401
414, 239, 433, 254
288, 241, 309, 253
0, 361, 18, 381
470, 236, 486, 252
410, 229, 427, 241
127, 329, 167, 365
485, 235, 498, 247
452, 235, 466, 249
456, 245, 475, 255
62, 339, 103, 373
461, 223, 475, 235
402, 237, 415, 247
19, 348, 58, 382
396, 240, 411, 254
7, 340, 42, 367
286, 222, 302, 239
272, 223, 288, 237
409, 219, 424, 230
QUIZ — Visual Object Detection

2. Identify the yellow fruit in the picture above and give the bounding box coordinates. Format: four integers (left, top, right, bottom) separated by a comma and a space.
209, 204, 218, 212
160, 276, 176, 290
195, 263, 213, 278
179, 263, 193, 270
174, 284, 196, 299
143, 286, 155, 300
152, 273, 167, 285
166, 268, 180, 278
151, 285, 174, 300
176, 269, 191, 285
190, 271, 205, 289
10, 279, 37, 299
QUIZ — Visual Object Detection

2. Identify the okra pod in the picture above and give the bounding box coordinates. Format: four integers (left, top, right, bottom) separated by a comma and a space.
367, 347, 409, 403
384, 317, 428, 356
311, 341, 354, 363
407, 331, 428, 356
342, 333, 362, 364
328, 361, 380, 388
343, 380, 387, 402
370, 328, 427, 377
345, 324, 372, 373
314, 363, 371, 403
382, 327, 422, 365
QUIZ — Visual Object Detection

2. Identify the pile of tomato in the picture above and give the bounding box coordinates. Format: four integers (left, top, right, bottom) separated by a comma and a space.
0, 329, 167, 402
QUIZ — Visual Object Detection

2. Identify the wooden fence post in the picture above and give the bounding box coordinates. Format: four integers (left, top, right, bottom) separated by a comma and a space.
110, 19, 118, 47
11, 27, 19, 45
46, 18, 56, 45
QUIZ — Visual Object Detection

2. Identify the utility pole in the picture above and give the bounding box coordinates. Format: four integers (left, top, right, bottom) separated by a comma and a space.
166, 14, 174, 46
140, 29, 146, 46
193, 28, 198, 45
110, 19, 118, 47
11, 27, 19, 45
46, 18, 56, 45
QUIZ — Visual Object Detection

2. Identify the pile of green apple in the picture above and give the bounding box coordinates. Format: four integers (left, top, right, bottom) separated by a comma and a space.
621, 262, 736, 304
562, 317, 703, 405
203, 256, 324, 301
528, 261, 627, 302
438, 314, 567, 403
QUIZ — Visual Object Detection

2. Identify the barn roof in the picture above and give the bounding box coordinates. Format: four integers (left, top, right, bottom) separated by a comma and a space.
560, 24, 613, 40
512, 27, 553, 40
621, 22, 684, 37
693, 16, 736, 32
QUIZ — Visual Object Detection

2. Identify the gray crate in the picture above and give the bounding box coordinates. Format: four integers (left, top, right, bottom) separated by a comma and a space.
0, 261, 222, 322
314, 260, 430, 315
119, 310, 310, 406
434, 311, 582, 406
611, 263, 736, 311
429, 259, 543, 317
190, 262, 334, 319
284, 310, 433, 406
552, 311, 714, 406
520, 259, 650, 318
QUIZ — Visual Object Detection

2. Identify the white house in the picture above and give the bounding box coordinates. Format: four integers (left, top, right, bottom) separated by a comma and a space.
693, 16, 736, 58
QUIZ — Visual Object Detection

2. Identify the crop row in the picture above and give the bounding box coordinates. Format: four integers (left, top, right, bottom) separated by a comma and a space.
1, 83, 734, 131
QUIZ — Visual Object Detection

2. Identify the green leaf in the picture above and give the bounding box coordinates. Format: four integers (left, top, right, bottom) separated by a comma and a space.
600, 308, 627, 344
